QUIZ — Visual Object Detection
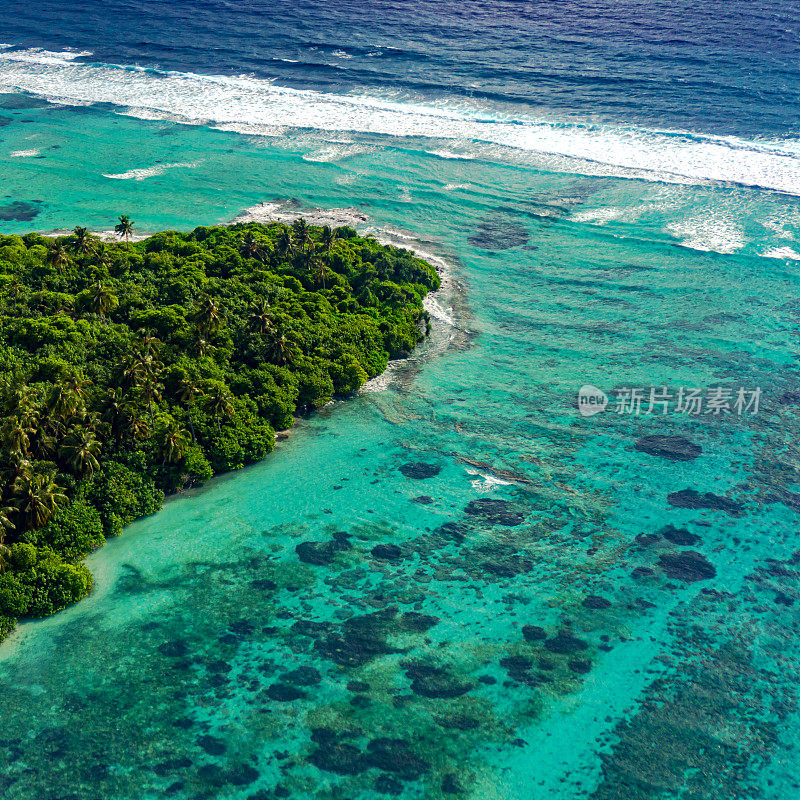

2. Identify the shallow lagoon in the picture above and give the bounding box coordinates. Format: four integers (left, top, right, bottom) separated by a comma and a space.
1, 88, 800, 798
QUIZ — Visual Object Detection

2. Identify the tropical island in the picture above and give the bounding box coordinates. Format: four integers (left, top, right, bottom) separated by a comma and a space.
0, 219, 439, 642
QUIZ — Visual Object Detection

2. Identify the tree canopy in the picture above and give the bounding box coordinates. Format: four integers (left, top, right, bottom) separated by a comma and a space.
0, 220, 438, 641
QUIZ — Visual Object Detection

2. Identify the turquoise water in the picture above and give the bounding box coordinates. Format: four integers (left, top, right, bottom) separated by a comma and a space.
2, 31, 800, 800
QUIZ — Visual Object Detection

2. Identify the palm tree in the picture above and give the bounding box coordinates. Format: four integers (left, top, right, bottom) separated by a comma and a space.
71, 226, 94, 255
13, 472, 68, 530
0, 506, 13, 573
240, 230, 267, 262
137, 376, 164, 426
275, 227, 293, 260
46, 242, 70, 273
249, 299, 273, 335
265, 321, 296, 366
204, 385, 235, 428
115, 215, 134, 246
176, 377, 203, 442
88, 281, 119, 318
319, 225, 337, 257
291, 218, 312, 253
1, 417, 34, 459
59, 430, 102, 478
160, 420, 190, 465
192, 295, 225, 336
46, 383, 82, 424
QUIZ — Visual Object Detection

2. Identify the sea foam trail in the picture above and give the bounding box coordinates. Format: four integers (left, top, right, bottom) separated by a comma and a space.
2, 47, 800, 195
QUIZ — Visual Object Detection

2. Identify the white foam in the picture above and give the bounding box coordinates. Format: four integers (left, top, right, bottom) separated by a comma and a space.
9, 148, 40, 157
102, 160, 202, 180
424, 149, 475, 160
2, 46, 800, 194
666, 213, 746, 254
762, 246, 800, 260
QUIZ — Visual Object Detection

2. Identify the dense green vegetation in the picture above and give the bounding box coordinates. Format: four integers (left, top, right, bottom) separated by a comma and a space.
0, 219, 438, 641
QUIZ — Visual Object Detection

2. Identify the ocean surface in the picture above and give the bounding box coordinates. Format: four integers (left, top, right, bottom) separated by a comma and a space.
1, 2, 800, 798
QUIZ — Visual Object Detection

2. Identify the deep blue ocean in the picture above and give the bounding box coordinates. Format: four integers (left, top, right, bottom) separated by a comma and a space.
1, 3, 800, 799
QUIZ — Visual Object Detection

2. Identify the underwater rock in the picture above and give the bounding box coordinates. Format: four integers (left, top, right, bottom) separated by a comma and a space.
371, 543, 404, 561
544, 632, 589, 654
0, 201, 40, 222
249, 578, 277, 591
635, 435, 702, 461
292, 619, 333, 638
316, 610, 402, 667
365, 738, 430, 779
157, 640, 189, 658
467, 219, 529, 250
226, 764, 259, 786
433, 521, 471, 543
309, 741, 365, 775
481, 555, 533, 577
282, 666, 321, 686
406, 663, 474, 698
634, 533, 661, 547
568, 659, 592, 674
266, 683, 307, 701
583, 595, 612, 610
661, 525, 702, 546
500, 655, 536, 684
412, 495, 434, 504
465, 498, 525, 525
667, 489, 744, 516
197, 735, 226, 756
296, 533, 350, 565
658, 551, 716, 582
348, 680, 370, 692
400, 611, 439, 632
522, 625, 547, 642
442, 773, 465, 794
631, 566, 655, 578
399, 462, 441, 479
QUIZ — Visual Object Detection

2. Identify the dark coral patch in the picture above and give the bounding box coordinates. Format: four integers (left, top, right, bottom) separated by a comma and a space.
544, 632, 589, 654
316, 610, 402, 667
412, 495, 434, 504
282, 666, 321, 686
465, 498, 525, 525
405, 663, 474, 698
522, 625, 547, 642
481, 555, 533, 577
661, 525, 702, 546
399, 462, 441, 479
197, 735, 226, 755
0, 201, 40, 222
467, 219, 529, 250
365, 738, 430, 779
667, 489, 743, 516
635, 435, 702, 461
309, 740, 365, 775
296, 533, 350, 565
568, 659, 592, 674
658, 551, 716, 582
583, 595, 612, 610
265, 683, 306, 701
371, 544, 404, 561
400, 612, 439, 632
